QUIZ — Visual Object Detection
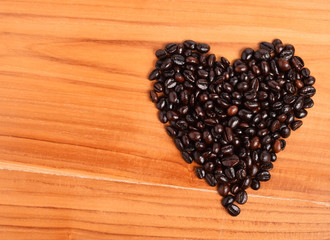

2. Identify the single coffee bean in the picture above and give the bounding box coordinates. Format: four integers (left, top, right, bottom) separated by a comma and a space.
260, 150, 271, 164
221, 195, 235, 207
235, 191, 248, 204
181, 151, 193, 164
222, 154, 239, 167
291, 120, 303, 131
218, 184, 230, 196
196, 167, 206, 179
256, 170, 271, 181
165, 43, 177, 54
226, 204, 240, 216
273, 139, 282, 153
205, 173, 217, 187
251, 179, 260, 190
196, 43, 210, 53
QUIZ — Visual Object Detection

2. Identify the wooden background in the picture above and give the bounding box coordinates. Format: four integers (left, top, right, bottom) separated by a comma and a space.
0, 0, 329, 239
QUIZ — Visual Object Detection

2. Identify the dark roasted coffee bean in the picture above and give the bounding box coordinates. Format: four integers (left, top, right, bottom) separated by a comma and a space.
241, 48, 254, 61
171, 54, 185, 65
304, 76, 315, 86
260, 41, 274, 53
278, 58, 291, 71
181, 151, 192, 164
166, 126, 177, 137
183, 40, 196, 49
165, 43, 177, 54
256, 170, 271, 181
160, 58, 173, 70
224, 167, 236, 180
226, 204, 240, 216
236, 169, 247, 180
261, 162, 273, 171
270, 120, 280, 133
280, 49, 294, 60
291, 120, 303, 131
295, 108, 308, 119
166, 110, 179, 121
196, 79, 208, 90
174, 138, 184, 151
149, 69, 160, 80
196, 167, 206, 179
235, 191, 248, 204
222, 154, 239, 167
294, 96, 304, 111
224, 127, 234, 143
230, 184, 240, 195
280, 139, 286, 150
251, 179, 260, 190
205, 173, 217, 187
300, 86, 316, 97
150, 90, 158, 103
158, 110, 168, 123
303, 98, 314, 109
155, 49, 167, 59
292, 56, 304, 70
204, 162, 215, 172
222, 195, 235, 207
280, 127, 291, 138
196, 43, 210, 53
260, 150, 271, 164
218, 184, 230, 196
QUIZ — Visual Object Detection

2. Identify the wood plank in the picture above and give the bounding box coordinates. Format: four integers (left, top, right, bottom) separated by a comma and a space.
0, 0, 330, 239
0, 169, 329, 240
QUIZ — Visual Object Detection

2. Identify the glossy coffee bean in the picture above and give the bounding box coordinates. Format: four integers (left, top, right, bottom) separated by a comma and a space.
196, 167, 206, 179
251, 179, 260, 190
235, 191, 248, 204
256, 170, 271, 181
226, 204, 240, 216
205, 173, 217, 187
221, 195, 235, 207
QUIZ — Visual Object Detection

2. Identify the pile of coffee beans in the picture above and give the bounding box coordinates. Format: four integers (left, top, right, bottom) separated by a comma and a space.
148, 39, 316, 216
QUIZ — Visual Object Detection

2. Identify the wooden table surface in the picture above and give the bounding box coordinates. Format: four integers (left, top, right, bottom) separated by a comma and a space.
1, 0, 330, 239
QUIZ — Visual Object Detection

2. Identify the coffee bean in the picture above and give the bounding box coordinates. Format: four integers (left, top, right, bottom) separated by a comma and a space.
260, 41, 274, 53
196, 167, 206, 179
183, 40, 196, 49
226, 204, 240, 216
273, 139, 282, 153
278, 58, 291, 71
165, 43, 177, 54
171, 54, 185, 65
148, 69, 160, 80
181, 151, 192, 164
260, 150, 271, 164
222, 154, 239, 167
196, 79, 208, 90
291, 120, 303, 131
155, 49, 167, 59
256, 170, 271, 181
196, 43, 210, 53
218, 184, 230, 196
235, 191, 248, 204
251, 179, 260, 190
221, 195, 235, 207
205, 173, 217, 187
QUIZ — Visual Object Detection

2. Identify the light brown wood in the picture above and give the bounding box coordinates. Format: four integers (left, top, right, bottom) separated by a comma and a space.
0, 0, 329, 239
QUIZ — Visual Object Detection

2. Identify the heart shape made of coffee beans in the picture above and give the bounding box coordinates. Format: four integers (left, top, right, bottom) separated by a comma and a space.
148, 39, 316, 216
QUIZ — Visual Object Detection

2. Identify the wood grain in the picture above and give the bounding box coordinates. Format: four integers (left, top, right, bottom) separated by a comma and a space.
0, 0, 329, 239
